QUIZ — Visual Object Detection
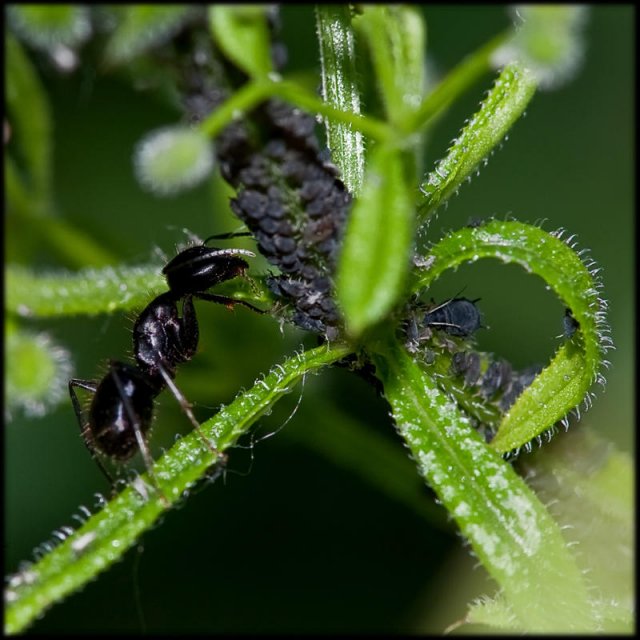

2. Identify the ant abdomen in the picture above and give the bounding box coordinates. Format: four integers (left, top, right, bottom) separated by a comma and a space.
84, 361, 156, 461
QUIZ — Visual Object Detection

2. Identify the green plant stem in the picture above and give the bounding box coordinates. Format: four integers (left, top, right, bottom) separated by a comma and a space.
406, 30, 511, 132
315, 4, 365, 195
412, 220, 608, 453
199, 77, 391, 143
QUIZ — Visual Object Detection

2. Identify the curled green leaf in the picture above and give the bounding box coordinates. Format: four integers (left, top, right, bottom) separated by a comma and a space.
411, 220, 610, 453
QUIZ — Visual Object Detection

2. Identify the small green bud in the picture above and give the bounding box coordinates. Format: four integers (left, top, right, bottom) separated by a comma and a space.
134, 126, 215, 197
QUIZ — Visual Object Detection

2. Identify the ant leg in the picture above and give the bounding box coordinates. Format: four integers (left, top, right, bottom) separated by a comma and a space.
109, 371, 169, 508
195, 292, 265, 314
69, 379, 116, 488
156, 365, 227, 466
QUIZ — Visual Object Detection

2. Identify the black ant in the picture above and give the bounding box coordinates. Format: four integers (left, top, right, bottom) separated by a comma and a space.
68, 233, 263, 500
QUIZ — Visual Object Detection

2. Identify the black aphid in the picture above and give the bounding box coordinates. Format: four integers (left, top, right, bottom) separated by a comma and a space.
563, 308, 579, 339
424, 297, 483, 338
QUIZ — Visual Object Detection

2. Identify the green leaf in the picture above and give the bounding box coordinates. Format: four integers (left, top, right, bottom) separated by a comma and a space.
371, 338, 597, 632
6, 264, 271, 319
315, 5, 365, 195
406, 31, 510, 133
356, 6, 426, 127
209, 5, 273, 79
4, 344, 352, 635
336, 144, 415, 337
412, 220, 610, 453
416, 62, 537, 225
5, 34, 52, 206
103, 5, 193, 66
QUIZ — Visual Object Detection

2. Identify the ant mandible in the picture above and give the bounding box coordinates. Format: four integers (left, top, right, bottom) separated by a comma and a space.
68, 233, 263, 499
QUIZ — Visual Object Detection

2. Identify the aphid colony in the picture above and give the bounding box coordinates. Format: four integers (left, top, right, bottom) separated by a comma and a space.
401, 296, 576, 443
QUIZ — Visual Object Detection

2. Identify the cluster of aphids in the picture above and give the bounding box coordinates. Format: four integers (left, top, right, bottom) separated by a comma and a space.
69, 235, 262, 495
171, 11, 351, 341
401, 296, 555, 443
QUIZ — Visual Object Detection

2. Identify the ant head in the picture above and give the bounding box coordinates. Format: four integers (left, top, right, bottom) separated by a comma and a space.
163, 245, 255, 297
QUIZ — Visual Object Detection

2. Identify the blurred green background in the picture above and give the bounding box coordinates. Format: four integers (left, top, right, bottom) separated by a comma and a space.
5, 6, 633, 633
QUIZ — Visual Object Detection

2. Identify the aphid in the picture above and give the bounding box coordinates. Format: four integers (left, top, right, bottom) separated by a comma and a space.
423, 297, 483, 338
479, 359, 513, 400
563, 307, 579, 338
403, 296, 482, 355
69, 234, 261, 495
450, 351, 482, 387
450, 348, 543, 420
465, 216, 485, 228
